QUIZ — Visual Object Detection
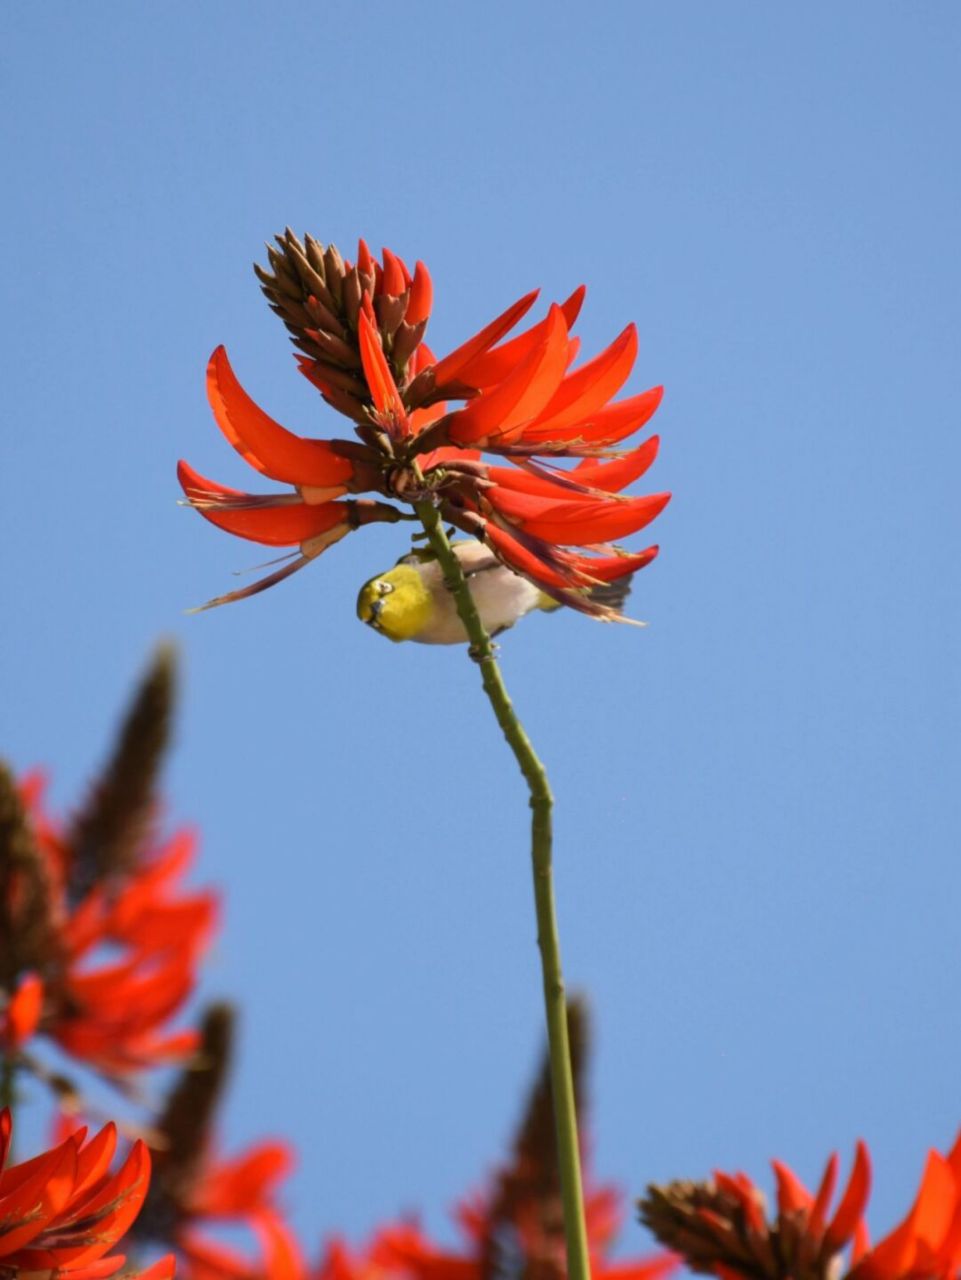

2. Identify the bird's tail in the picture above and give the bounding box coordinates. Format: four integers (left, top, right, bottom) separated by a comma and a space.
537, 574, 634, 616
586, 575, 633, 613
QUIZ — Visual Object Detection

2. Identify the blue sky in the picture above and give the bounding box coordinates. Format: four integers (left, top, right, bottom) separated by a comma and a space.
3, 0, 961, 1260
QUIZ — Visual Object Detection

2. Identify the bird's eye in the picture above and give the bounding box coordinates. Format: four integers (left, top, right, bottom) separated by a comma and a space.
378, 581, 394, 596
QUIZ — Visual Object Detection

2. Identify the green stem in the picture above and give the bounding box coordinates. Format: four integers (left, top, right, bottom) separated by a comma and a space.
415, 502, 591, 1280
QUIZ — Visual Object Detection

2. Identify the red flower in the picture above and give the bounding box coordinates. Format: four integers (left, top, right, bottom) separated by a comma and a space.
1, 651, 215, 1080
377, 1187, 676, 1280
15, 773, 216, 1076
171, 1148, 296, 1280
180, 233, 669, 619
640, 1131, 961, 1280
176, 1214, 302, 1280
0, 1108, 174, 1280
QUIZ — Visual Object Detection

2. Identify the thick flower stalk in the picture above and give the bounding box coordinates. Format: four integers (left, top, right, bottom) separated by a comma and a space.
179, 231, 669, 614
0, 1107, 174, 1280
639, 1131, 961, 1280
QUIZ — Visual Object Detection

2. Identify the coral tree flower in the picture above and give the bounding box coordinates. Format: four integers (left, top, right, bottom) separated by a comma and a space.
0, 650, 217, 1080
179, 231, 669, 619
377, 1000, 677, 1280
0, 1108, 174, 1280
639, 1130, 961, 1280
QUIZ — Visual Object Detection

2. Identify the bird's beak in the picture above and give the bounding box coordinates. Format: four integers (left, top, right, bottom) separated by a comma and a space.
366, 599, 384, 627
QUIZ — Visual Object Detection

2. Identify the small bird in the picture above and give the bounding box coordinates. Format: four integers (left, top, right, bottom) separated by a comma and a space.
356, 541, 633, 644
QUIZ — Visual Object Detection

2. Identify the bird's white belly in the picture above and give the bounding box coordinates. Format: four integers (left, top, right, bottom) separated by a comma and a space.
416, 564, 543, 645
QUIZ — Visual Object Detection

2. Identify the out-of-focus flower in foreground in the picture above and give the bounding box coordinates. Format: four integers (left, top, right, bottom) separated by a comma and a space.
378, 999, 678, 1280
135, 1003, 297, 1280
639, 1130, 961, 1280
0, 1107, 174, 1280
0, 648, 217, 1080
179, 231, 669, 620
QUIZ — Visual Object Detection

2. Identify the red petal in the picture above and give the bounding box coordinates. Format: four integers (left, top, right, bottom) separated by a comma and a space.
809, 1153, 839, 1237
253, 1214, 304, 1280
571, 437, 660, 491
595, 1256, 680, 1280
488, 487, 671, 545
178, 461, 347, 547
453, 287, 585, 388
525, 323, 638, 436
853, 1152, 955, 1280
72, 1124, 118, 1199
567, 547, 659, 582
3, 973, 43, 1050
381, 248, 406, 296
490, 438, 659, 500
446, 306, 570, 445
61, 1254, 128, 1280
520, 385, 663, 448
407, 261, 433, 325
358, 311, 408, 430
772, 1159, 813, 1215
131, 1257, 177, 1280
207, 347, 354, 488
0, 1141, 78, 1254
430, 290, 539, 387
825, 1141, 872, 1253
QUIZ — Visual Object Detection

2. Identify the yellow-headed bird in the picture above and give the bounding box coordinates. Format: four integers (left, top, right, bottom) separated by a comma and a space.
357, 541, 633, 644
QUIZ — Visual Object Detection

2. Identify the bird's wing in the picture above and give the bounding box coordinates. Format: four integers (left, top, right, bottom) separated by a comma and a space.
398, 539, 503, 578
451, 540, 503, 577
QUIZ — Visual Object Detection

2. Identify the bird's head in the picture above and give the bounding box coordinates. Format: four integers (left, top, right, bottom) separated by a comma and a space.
356, 564, 434, 642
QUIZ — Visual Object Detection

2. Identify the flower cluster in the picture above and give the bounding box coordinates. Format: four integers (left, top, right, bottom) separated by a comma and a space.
1, 652, 302, 1280
0, 650, 216, 1080
639, 1132, 961, 1280
179, 231, 669, 617
0, 1108, 173, 1280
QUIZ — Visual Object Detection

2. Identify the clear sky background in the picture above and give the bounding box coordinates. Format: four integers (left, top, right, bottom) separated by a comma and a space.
3, 0, 961, 1261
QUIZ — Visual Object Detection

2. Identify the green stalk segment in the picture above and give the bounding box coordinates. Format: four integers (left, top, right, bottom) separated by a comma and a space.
414, 503, 591, 1280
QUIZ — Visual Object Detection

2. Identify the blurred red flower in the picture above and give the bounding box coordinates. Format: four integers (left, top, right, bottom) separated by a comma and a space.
0, 651, 216, 1081
0, 1107, 174, 1280
180, 233, 668, 619
375, 1000, 676, 1280
10, 772, 216, 1077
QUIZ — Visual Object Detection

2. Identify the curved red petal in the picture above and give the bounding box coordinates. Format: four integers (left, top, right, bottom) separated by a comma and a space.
853, 1152, 955, 1280
358, 311, 407, 428
446, 306, 570, 445
772, 1159, 813, 1215
178, 461, 347, 547
825, 1141, 872, 1253
406, 261, 433, 325
454, 287, 585, 389
430, 290, 539, 387
521, 385, 663, 448
489, 488, 671, 545
207, 347, 354, 488
526, 323, 638, 437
